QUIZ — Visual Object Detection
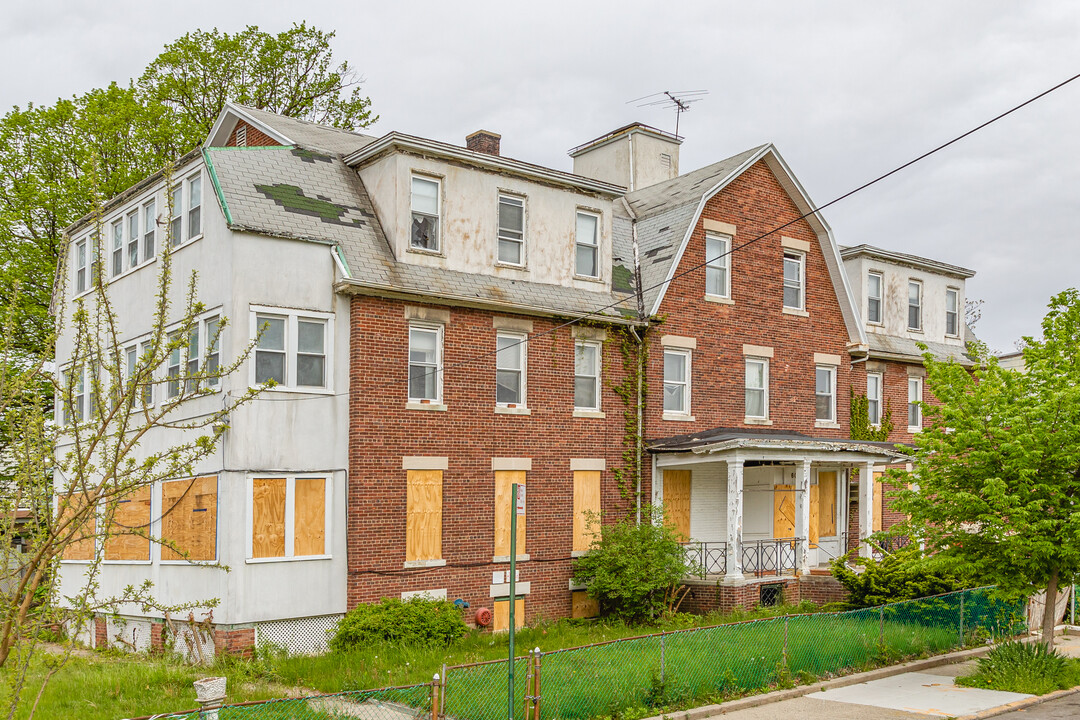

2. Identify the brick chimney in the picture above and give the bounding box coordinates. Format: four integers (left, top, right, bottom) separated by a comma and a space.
466, 130, 501, 156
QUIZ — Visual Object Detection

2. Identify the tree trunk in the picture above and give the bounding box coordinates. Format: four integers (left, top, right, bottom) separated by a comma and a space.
1041, 567, 1060, 650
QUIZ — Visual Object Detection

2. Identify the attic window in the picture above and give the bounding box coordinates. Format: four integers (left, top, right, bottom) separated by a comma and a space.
236, 124, 247, 147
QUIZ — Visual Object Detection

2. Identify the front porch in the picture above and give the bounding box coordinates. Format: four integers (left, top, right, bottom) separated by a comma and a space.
650, 427, 911, 586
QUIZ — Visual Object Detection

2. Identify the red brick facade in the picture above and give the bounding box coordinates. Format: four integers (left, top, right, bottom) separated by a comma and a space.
213, 627, 256, 659
680, 574, 847, 615
225, 120, 279, 148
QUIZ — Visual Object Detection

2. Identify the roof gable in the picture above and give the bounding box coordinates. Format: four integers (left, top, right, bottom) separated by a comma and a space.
206, 103, 379, 156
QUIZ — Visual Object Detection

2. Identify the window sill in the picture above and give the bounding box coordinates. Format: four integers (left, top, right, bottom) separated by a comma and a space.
403, 558, 446, 569
492, 554, 530, 563
704, 294, 734, 306
490, 581, 531, 597
907, 327, 924, 334
246, 555, 332, 564
573, 409, 605, 419
59, 559, 92, 564
495, 261, 527, 271
867, 320, 883, 327
406, 246, 444, 258
169, 233, 204, 251
159, 559, 218, 566
571, 550, 589, 558
103, 254, 159, 286
102, 559, 152, 565
568, 579, 587, 591
495, 406, 531, 416
406, 401, 447, 412
254, 385, 335, 396
573, 274, 604, 284
907, 426, 922, 434
662, 413, 695, 422
815, 420, 841, 429
744, 417, 773, 425
782, 307, 810, 318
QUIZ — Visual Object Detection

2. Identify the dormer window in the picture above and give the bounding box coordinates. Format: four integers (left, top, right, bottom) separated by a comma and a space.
945, 288, 959, 337
410, 176, 440, 252
867, 272, 883, 324
908, 280, 922, 331
575, 211, 599, 279
497, 194, 525, 266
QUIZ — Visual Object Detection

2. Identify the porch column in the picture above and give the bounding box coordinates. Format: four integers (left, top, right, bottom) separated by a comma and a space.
859, 461, 876, 558
795, 458, 812, 575
724, 455, 745, 583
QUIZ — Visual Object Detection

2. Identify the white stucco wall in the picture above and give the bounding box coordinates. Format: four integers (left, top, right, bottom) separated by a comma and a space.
55, 156, 348, 626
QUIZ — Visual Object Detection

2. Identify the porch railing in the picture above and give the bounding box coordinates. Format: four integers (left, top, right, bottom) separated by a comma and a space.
682, 541, 727, 577
681, 538, 801, 578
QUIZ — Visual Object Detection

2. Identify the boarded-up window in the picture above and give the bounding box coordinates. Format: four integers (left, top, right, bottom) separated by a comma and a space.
664, 470, 691, 541
494, 470, 526, 557
873, 471, 884, 532
493, 597, 525, 632
773, 485, 795, 539
818, 471, 838, 538
104, 486, 152, 561
60, 491, 96, 561
406, 470, 442, 562
572, 470, 601, 552
161, 476, 217, 561
251, 476, 328, 559
572, 591, 599, 619
809, 484, 820, 548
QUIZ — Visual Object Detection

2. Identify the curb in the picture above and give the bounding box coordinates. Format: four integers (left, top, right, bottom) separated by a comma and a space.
953, 685, 1080, 720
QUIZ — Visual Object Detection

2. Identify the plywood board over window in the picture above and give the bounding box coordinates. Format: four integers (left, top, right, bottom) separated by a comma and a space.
494, 470, 526, 557
294, 477, 326, 557
252, 478, 286, 559
60, 491, 97, 561
808, 484, 820, 548
572, 470, 601, 552
663, 470, 691, 541
818, 471, 838, 538
572, 591, 599, 619
873, 471, 885, 532
105, 486, 152, 561
773, 485, 795, 539
493, 597, 525, 632
406, 470, 442, 562
161, 476, 217, 561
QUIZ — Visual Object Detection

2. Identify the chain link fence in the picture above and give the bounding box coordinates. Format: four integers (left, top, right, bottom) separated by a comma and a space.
133, 587, 1025, 720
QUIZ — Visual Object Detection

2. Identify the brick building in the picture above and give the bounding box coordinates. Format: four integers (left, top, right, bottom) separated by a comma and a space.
55, 105, 974, 655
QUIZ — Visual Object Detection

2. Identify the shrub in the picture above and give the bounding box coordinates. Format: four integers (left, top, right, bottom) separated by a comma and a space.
329, 597, 467, 651
572, 507, 690, 623
830, 545, 971, 608
957, 640, 1080, 695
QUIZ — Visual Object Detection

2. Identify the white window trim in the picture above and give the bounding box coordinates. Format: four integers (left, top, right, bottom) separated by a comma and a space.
495, 331, 527, 409
574, 209, 601, 280
908, 377, 923, 432
573, 339, 602, 412
74, 238, 88, 296
945, 287, 960, 338
168, 171, 205, 249
867, 271, 884, 325
244, 474, 333, 563
744, 357, 769, 422
814, 364, 838, 426
110, 220, 124, 279
867, 371, 884, 427
407, 321, 444, 405
409, 174, 442, 254
662, 348, 693, 421
704, 232, 731, 300
908, 279, 923, 332
155, 476, 220, 565
783, 250, 806, 312
249, 306, 335, 394
496, 193, 526, 268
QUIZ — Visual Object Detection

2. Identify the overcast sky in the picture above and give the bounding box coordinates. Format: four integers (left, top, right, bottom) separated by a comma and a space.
2, 1, 1077, 351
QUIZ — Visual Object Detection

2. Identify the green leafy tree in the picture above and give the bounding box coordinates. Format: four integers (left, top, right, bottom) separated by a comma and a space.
892, 289, 1080, 648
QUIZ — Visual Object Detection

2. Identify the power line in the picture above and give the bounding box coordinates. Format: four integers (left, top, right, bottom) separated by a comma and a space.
231, 70, 1080, 404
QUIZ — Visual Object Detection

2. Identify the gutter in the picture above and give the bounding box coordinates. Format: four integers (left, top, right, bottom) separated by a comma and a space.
202, 148, 234, 226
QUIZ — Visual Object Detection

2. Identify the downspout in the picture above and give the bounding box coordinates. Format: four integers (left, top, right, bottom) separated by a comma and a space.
621, 196, 646, 524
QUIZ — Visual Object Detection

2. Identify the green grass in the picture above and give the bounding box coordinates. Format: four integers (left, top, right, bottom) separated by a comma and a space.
957, 640, 1080, 695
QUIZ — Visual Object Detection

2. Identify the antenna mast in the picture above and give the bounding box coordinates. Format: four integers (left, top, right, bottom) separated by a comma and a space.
628, 90, 709, 137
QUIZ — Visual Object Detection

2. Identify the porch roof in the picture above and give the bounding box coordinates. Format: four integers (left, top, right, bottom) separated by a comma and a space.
647, 426, 911, 462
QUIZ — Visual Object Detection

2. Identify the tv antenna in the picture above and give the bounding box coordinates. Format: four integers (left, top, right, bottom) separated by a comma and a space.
628, 90, 708, 137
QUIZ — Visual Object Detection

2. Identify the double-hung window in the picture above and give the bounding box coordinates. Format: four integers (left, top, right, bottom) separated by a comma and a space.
255, 315, 286, 385
574, 341, 601, 411
167, 332, 182, 398
410, 176, 440, 251
170, 184, 183, 246
188, 174, 202, 239
705, 233, 730, 298
783, 251, 805, 310
143, 200, 156, 260
945, 288, 959, 337
74, 240, 87, 294
253, 310, 331, 391
908, 280, 922, 330
867, 372, 883, 426
867, 272, 883, 324
663, 349, 691, 416
296, 319, 326, 388
745, 358, 768, 419
205, 317, 221, 387
575, 211, 599, 279
497, 194, 525, 265
185, 326, 200, 393
127, 212, 139, 267
815, 365, 836, 422
111, 221, 124, 277
250, 475, 329, 560
125, 346, 138, 399
495, 332, 526, 406
908, 377, 922, 430
408, 324, 442, 402
89, 235, 100, 286
64, 368, 86, 424
139, 341, 154, 406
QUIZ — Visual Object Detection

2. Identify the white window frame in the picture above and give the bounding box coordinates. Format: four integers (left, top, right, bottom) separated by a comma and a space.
127, 211, 140, 268
249, 307, 335, 394
496, 193, 526, 267
187, 173, 202, 241
867, 371, 883, 427
410, 175, 441, 253
945, 287, 960, 338
705, 232, 731, 299
142, 200, 156, 261
495, 331, 527, 408
170, 183, 183, 247
74, 239, 87, 295
867, 271, 883, 325
783, 250, 805, 311
407, 322, 444, 404
244, 474, 333, 563
908, 377, 923, 431
573, 340, 602, 412
62, 366, 86, 425
908, 280, 923, 331
663, 348, 692, 417
168, 172, 204, 248
815, 365, 837, 423
745, 357, 769, 420
575, 210, 600, 279
110, 220, 124, 278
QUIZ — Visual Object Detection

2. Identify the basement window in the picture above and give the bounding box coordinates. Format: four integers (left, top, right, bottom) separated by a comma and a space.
760, 583, 783, 607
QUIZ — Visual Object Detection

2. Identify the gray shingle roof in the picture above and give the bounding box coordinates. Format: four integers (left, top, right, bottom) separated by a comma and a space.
231, 104, 380, 156
867, 333, 974, 365
206, 146, 638, 321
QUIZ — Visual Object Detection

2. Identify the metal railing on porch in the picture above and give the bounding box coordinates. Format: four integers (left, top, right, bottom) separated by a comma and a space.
681, 538, 801, 578
682, 541, 727, 577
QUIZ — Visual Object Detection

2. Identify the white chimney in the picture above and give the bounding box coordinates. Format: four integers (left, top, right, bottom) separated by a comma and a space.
569, 123, 682, 191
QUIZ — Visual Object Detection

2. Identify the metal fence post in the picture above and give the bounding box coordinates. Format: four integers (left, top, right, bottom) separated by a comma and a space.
784, 616, 789, 660
1072, 585, 1076, 626
660, 629, 666, 685
533, 648, 542, 720
878, 605, 885, 646
959, 593, 965, 646
431, 673, 441, 720
441, 663, 447, 719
